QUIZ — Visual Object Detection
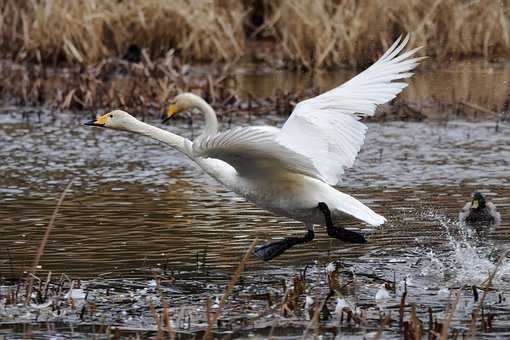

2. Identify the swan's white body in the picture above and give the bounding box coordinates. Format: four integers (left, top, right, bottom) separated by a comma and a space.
90, 36, 423, 232
196, 157, 383, 226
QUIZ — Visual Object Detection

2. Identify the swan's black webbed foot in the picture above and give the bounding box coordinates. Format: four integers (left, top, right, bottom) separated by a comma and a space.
326, 225, 367, 243
317, 202, 367, 244
254, 229, 314, 261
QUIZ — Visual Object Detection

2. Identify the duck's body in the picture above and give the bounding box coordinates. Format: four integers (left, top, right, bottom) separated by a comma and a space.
86, 35, 423, 260
459, 192, 501, 230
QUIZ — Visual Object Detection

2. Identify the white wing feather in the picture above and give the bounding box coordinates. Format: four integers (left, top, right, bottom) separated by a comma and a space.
192, 126, 326, 180
195, 36, 422, 185
276, 35, 424, 185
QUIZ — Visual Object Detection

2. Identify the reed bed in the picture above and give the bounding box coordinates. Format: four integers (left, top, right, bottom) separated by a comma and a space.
1, 257, 508, 338
265, 0, 510, 68
1, 0, 509, 68
0, 0, 246, 64
2, 55, 509, 124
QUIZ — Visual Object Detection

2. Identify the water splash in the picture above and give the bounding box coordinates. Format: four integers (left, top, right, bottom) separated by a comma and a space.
417, 209, 509, 286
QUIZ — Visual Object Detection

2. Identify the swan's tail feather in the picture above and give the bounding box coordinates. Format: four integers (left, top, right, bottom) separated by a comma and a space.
331, 191, 386, 227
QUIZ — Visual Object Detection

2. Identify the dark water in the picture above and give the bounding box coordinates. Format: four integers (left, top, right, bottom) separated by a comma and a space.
2, 60, 510, 337
0, 111, 509, 277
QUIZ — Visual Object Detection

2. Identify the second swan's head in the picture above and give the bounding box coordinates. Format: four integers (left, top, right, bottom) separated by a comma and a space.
162, 92, 205, 123
84, 110, 138, 131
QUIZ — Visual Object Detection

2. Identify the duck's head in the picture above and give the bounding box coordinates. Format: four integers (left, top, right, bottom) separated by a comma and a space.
85, 110, 138, 131
162, 92, 204, 123
471, 192, 487, 210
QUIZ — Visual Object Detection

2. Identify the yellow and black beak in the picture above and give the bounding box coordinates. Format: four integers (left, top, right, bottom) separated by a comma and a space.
84, 113, 108, 127
162, 104, 178, 124
471, 199, 479, 209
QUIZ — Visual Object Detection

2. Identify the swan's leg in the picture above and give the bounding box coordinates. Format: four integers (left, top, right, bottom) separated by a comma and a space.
253, 225, 315, 261
317, 202, 367, 244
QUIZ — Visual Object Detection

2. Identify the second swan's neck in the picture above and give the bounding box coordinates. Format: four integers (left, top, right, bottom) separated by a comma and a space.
193, 97, 218, 138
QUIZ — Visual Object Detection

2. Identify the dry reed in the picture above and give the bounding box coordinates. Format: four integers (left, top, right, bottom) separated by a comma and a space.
1, 1, 508, 68
264, 0, 510, 68
25, 179, 74, 304
0, 0, 245, 64
439, 289, 461, 340
202, 238, 257, 340
466, 250, 510, 339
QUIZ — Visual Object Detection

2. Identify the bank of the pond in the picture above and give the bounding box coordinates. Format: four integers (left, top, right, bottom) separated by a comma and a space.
1, 59, 509, 123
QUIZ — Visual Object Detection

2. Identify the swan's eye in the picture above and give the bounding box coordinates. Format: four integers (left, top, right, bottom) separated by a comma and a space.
109, 114, 113, 118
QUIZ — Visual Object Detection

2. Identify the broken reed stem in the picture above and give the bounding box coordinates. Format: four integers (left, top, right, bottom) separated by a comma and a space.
205, 297, 212, 332
302, 296, 328, 339
439, 289, 461, 340
372, 313, 392, 340
161, 300, 175, 340
302, 270, 327, 340
466, 250, 510, 339
148, 300, 163, 339
25, 178, 74, 304
399, 288, 407, 329
202, 238, 257, 340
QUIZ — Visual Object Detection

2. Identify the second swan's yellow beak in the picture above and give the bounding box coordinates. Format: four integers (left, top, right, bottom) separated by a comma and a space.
162, 104, 178, 123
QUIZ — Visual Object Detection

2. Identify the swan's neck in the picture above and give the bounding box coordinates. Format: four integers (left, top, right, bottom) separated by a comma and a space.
123, 117, 239, 191
193, 98, 218, 138
128, 120, 191, 157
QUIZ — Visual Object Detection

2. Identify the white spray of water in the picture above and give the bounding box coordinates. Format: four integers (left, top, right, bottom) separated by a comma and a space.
417, 209, 510, 286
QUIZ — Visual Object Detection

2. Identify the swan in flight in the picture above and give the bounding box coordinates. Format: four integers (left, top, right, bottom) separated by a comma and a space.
85, 35, 423, 261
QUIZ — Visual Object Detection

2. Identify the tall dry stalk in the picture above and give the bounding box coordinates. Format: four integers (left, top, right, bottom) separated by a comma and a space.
25, 179, 74, 304
466, 250, 510, 339
439, 289, 461, 340
202, 238, 257, 340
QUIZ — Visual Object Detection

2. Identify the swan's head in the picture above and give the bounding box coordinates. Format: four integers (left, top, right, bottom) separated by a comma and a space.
84, 110, 138, 131
162, 92, 204, 123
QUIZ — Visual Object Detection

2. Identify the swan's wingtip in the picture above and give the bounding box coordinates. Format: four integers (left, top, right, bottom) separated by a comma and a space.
372, 215, 387, 227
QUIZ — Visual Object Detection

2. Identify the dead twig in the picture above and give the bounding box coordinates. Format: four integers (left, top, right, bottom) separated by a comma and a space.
202, 238, 257, 339
25, 179, 74, 304
439, 289, 461, 340
466, 250, 510, 339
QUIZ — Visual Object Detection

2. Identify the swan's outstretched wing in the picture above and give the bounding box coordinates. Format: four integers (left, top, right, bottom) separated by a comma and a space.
195, 36, 423, 183
276, 35, 424, 185
192, 126, 326, 179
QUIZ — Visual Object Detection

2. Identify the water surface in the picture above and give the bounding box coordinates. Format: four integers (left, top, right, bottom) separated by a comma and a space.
0, 112, 508, 277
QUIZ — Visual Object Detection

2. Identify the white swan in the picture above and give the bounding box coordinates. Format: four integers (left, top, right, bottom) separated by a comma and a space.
85, 35, 424, 260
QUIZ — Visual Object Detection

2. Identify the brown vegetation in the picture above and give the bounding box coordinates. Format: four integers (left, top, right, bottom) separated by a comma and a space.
265, 0, 510, 68
1, 0, 509, 68
1, 1, 509, 120
2, 257, 506, 338
0, 0, 245, 65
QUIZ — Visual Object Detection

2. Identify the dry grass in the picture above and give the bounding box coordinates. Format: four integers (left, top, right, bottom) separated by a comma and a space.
265, 0, 510, 68
0, 0, 246, 64
1, 0, 509, 68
